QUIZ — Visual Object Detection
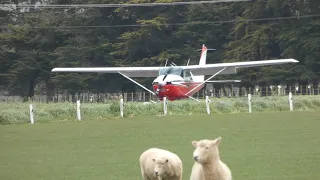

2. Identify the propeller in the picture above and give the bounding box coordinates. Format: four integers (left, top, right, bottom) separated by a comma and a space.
163, 74, 168, 81
159, 67, 173, 86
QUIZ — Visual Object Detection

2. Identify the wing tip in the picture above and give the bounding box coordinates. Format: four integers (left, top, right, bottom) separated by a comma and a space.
51, 68, 61, 72
278, 58, 299, 63
276, 58, 299, 63
51, 68, 71, 72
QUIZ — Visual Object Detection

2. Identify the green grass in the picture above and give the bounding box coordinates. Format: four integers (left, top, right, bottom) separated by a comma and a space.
1, 95, 320, 124
0, 111, 320, 180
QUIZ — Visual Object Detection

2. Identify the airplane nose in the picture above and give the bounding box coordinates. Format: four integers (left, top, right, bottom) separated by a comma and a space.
158, 81, 166, 86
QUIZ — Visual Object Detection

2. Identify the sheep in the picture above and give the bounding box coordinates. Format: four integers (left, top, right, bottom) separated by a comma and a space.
190, 137, 232, 180
139, 148, 183, 180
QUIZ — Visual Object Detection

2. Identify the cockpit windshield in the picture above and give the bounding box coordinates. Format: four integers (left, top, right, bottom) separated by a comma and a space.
159, 67, 183, 76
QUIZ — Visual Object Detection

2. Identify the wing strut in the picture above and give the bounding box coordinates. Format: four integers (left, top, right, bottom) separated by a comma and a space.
185, 67, 227, 96
118, 72, 156, 95
187, 95, 201, 102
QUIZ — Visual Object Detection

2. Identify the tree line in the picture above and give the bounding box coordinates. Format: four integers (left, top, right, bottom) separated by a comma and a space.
0, 0, 319, 99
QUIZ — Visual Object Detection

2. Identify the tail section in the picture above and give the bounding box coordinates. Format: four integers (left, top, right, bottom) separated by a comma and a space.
192, 44, 208, 82
199, 44, 207, 66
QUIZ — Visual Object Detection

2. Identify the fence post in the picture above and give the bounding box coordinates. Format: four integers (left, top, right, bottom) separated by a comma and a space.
289, 92, 293, 111
120, 96, 124, 117
205, 96, 210, 114
76, 100, 81, 121
163, 97, 167, 115
29, 104, 34, 124
131, 92, 133, 102
248, 94, 252, 113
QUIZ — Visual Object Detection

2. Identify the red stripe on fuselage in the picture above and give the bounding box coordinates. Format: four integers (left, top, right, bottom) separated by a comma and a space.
152, 82, 204, 101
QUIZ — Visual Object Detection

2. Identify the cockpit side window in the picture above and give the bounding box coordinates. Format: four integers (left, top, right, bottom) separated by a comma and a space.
183, 70, 193, 81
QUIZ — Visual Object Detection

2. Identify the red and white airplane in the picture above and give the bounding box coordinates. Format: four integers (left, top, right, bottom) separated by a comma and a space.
51, 44, 298, 102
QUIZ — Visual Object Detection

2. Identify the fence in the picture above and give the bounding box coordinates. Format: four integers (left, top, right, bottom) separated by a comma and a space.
24, 92, 300, 124
0, 84, 319, 103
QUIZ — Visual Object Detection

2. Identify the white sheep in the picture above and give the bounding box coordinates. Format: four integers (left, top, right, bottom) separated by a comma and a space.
190, 137, 232, 180
139, 148, 183, 180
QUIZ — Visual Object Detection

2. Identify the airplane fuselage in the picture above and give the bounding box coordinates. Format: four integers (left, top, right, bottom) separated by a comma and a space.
152, 74, 204, 101
152, 82, 204, 101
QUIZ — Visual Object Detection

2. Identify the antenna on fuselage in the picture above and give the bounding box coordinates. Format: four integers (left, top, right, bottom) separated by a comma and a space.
187, 58, 190, 66
164, 59, 168, 67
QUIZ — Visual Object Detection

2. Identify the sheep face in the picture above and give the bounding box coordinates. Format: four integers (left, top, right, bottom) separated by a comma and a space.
192, 137, 221, 164
152, 156, 169, 177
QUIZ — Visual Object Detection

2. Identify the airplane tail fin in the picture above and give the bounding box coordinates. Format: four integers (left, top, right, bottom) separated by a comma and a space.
192, 44, 208, 82
199, 44, 207, 66
193, 44, 216, 82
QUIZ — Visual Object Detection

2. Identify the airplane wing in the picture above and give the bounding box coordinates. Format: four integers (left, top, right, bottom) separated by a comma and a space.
182, 58, 299, 76
51, 67, 161, 77
51, 59, 298, 77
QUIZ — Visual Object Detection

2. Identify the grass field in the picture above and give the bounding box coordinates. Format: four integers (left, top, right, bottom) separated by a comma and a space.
1, 111, 319, 180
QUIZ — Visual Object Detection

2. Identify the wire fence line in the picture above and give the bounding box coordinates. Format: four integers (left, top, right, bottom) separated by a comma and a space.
13, 0, 251, 8
1, 14, 318, 30
0, 84, 319, 103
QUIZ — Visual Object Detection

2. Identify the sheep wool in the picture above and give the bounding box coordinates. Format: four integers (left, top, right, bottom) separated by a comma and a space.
139, 148, 183, 180
190, 137, 232, 180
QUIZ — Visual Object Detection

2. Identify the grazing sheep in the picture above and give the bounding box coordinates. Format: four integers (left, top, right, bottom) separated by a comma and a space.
139, 148, 183, 180
190, 137, 232, 180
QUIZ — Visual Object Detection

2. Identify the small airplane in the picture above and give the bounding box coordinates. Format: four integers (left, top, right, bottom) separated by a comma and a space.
51, 44, 298, 102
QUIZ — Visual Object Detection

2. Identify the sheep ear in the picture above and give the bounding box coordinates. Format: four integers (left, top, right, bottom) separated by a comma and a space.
212, 137, 222, 146
192, 141, 198, 147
